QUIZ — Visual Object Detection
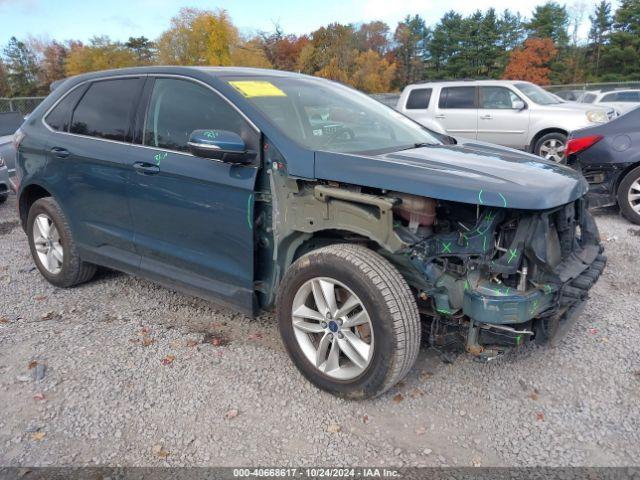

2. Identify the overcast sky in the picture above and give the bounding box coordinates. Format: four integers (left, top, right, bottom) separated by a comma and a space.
0, 0, 610, 46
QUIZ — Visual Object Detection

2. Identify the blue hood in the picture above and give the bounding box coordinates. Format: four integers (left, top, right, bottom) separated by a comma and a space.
314, 140, 588, 210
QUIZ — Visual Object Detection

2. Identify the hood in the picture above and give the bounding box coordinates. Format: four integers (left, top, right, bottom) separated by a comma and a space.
544, 102, 611, 114
314, 141, 588, 210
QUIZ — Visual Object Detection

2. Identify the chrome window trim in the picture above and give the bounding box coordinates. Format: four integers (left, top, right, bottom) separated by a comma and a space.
41, 72, 260, 158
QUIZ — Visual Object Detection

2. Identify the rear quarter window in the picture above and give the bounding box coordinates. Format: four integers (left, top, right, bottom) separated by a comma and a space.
438, 87, 476, 109
406, 88, 432, 109
44, 85, 87, 132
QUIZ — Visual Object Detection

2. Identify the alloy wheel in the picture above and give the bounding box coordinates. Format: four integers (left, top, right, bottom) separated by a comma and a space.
32, 213, 63, 274
539, 138, 566, 162
628, 178, 640, 214
291, 277, 374, 380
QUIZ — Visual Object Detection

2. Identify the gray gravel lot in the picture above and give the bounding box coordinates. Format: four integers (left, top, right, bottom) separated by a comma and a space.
1, 193, 639, 467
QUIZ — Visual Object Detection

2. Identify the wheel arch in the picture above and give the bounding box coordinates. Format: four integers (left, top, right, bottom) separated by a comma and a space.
528, 128, 568, 153
614, 160, 640, 196
18, 183, 52, 231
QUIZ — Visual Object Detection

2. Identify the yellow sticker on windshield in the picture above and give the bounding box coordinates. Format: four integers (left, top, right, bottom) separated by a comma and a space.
229, 81, 287, 98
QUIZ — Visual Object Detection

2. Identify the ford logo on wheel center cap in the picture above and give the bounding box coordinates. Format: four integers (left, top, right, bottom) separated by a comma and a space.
328, 320, 339, 333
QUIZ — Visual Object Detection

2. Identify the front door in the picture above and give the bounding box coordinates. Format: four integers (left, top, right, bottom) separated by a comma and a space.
127, 77, 260, 313
476, 86, 530, 149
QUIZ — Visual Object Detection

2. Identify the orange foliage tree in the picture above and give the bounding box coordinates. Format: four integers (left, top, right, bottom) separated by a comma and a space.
502, 37, 558, 85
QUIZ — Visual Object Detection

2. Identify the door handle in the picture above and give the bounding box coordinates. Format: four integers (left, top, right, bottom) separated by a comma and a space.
480, 114, 493, 120
133, 162, 160, 175
50, 147, 70, 158
435, 114, 446, 119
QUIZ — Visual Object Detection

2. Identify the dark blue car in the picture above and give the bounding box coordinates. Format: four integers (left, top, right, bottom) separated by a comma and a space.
565, 106, 640, 224
16, 67, 605, 398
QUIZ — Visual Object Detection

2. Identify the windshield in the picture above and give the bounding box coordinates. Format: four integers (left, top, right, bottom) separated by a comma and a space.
514, 83, 562, 105
225, 76, 441, 154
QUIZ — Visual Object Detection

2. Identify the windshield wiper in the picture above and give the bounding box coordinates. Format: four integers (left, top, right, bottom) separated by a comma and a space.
395, 142, 438, 152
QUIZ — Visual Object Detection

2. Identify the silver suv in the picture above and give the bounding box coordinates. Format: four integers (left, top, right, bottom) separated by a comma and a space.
397, 80, 616, 162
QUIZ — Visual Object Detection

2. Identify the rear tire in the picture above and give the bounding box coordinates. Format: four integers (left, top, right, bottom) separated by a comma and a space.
0, 194, 7, 205
27, 197, 96, 288
617, 166, 640, 225
534, 132, 567, 163
276, 244, 421, 399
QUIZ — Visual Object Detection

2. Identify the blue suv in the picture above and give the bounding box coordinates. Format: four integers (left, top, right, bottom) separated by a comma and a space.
16, 67, 605, 398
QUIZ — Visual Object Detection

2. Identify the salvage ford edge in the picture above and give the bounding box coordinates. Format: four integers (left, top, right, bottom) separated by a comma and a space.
15, 67, 606, 398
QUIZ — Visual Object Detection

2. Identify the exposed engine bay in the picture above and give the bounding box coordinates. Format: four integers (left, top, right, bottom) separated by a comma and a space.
389, 190, 606, 360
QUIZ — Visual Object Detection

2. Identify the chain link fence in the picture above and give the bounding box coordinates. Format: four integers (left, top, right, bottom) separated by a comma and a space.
544, 80, 640, 93
0, 97, 46, 115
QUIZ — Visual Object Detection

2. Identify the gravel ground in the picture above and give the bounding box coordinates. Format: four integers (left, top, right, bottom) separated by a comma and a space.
1, 193, 639, 467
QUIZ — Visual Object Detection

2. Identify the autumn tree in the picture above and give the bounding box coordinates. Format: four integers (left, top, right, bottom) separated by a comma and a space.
231, 37, 272, 68
352, 50, 396, 92
65, 37, 138, 76
260, 25, 309, 71
156, 8, 238, 66
502, 37, 558, 84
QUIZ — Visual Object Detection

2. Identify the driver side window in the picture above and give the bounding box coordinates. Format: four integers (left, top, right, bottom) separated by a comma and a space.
144, 78, 253, 153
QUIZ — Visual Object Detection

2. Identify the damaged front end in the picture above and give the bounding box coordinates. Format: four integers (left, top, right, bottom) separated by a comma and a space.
395, 195, 606, 360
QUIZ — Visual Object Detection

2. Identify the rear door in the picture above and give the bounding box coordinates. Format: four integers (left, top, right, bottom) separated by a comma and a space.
44, 76, 145, 270
434, 86, 477, 139
477, 86, 530, 149
127, 76, 260, 313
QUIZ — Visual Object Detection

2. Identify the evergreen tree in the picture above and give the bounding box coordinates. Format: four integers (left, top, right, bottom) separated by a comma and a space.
3, 37, 40, 96
125, 36, 156, 64
526, 2, 569, 46
588, 1, 612, 78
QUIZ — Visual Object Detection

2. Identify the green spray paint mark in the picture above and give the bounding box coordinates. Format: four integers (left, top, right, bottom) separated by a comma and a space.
516, 335, 522, 345
544, 284, 553, 295
503, 287, 510, 295
507, 248, 518, 264
247, 194, 253, 230
482, 235, 487, 252
478, 189, 484, 205
530, 299, 539, 316
154, 152, 168, 166
441, 241, 452, 254
203, 130, 219, 139
436, 307, 451, 316
464, 280, 471, 291
498, 192, 507, 208
485, 211, 494, 222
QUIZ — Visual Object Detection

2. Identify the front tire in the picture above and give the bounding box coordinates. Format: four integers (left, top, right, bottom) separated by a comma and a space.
27, 197, 96, 288
617, 166, 640, 225
534, 132, 567, 163
276, 244, 421, 399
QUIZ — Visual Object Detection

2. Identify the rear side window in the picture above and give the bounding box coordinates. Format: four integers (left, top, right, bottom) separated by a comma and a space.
406, 88, 432, 109
70, 78, 144, 141
439, 87, 476, 109
45, 86, 87, 132
581, 93, 596, 103
601, 92, 618, 102
143, 78, 251, 153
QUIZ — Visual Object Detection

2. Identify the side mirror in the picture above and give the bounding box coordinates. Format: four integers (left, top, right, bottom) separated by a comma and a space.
512, 100, 526, 111
187, 129, 256, 164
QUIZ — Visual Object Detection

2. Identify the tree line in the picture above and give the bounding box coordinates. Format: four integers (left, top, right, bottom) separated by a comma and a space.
0, 0, 639, 97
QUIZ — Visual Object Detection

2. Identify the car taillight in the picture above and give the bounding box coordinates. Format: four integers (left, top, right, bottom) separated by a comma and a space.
565, 135, 603, 157
13, 128, 25, 150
